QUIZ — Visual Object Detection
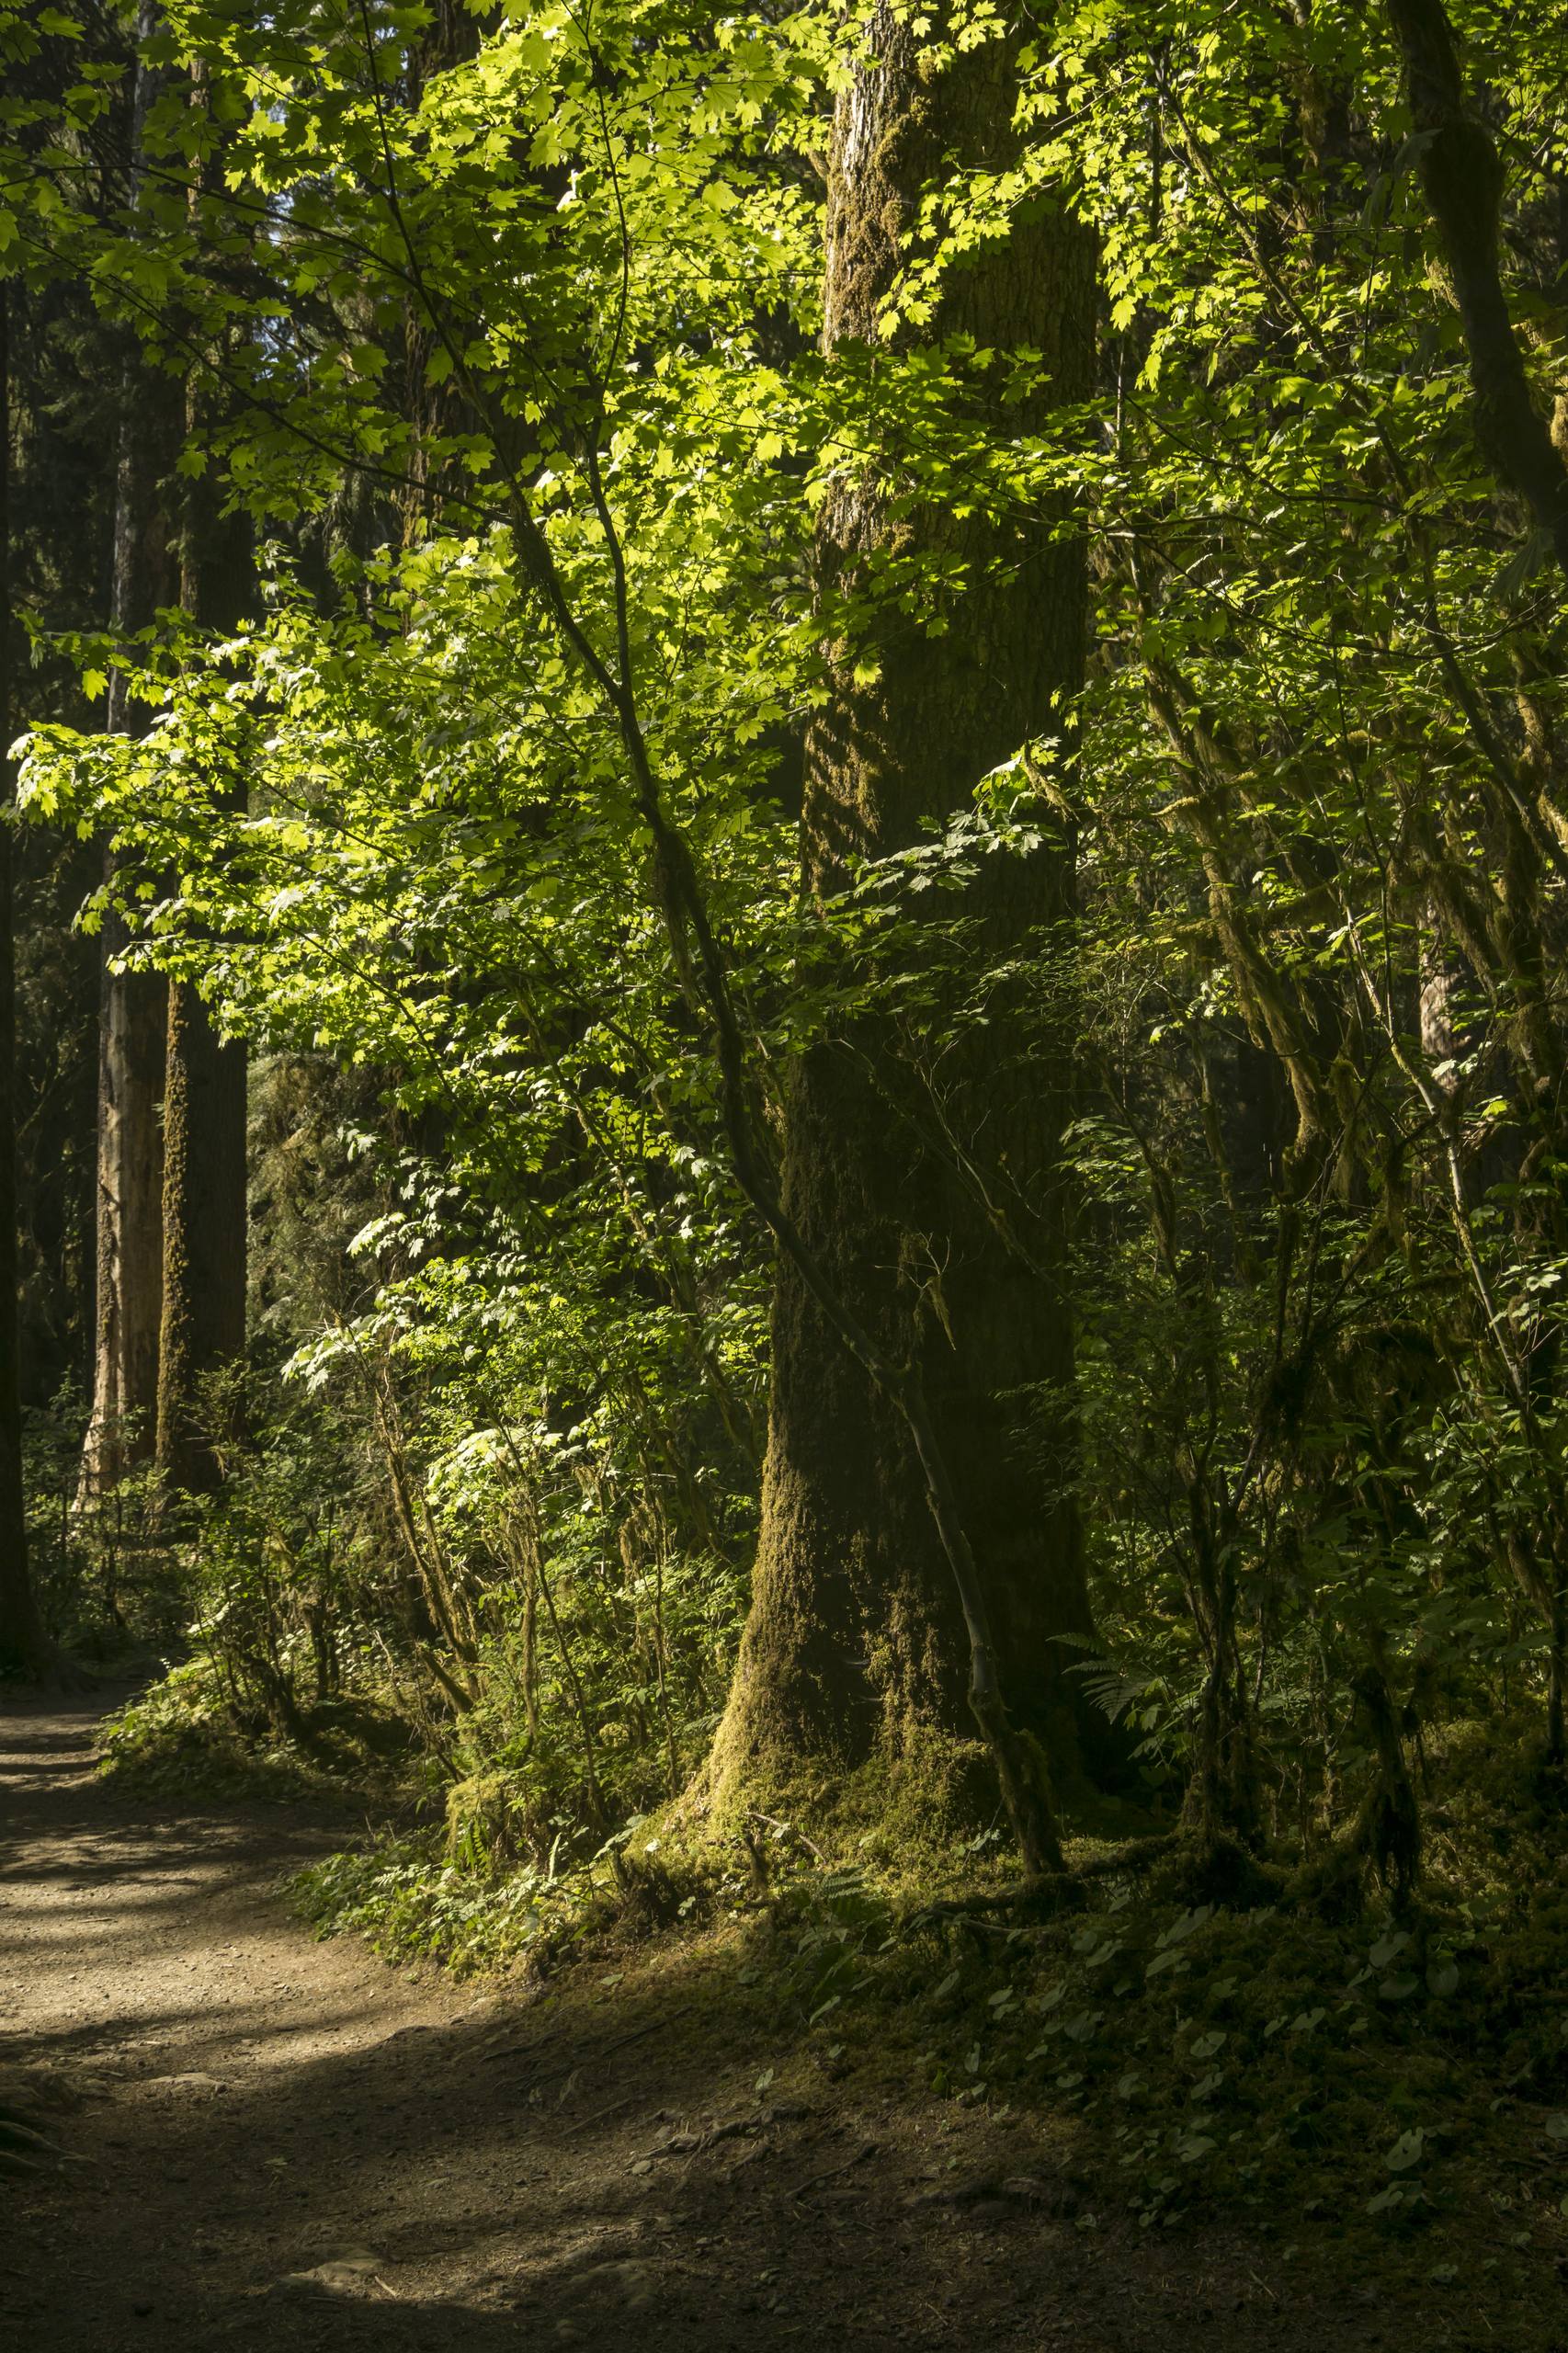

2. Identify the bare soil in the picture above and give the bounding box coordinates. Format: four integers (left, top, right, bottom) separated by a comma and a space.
2, 1694, 1405, 2348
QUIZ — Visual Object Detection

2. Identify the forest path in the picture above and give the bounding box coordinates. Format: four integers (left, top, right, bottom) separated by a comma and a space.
0, 1694, 1383, 2352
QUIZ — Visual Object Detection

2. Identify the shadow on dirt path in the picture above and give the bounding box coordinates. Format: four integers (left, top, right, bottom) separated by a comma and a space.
0, 1692, 1395, 2350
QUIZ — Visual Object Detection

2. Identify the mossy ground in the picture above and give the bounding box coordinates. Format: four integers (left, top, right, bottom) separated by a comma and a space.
113, 1665, 1568, 2336
288, 1711, 1568, 2347
97, 1654, 426, 1806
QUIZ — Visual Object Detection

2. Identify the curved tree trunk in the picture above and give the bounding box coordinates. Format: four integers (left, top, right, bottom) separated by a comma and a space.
710, 8, 1107, 1821
1382, 0, 1568, 577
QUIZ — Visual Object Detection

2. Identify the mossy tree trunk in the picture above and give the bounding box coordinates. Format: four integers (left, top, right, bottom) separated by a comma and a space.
710, 7, 1106, 1824
1382, 0, 1568, 578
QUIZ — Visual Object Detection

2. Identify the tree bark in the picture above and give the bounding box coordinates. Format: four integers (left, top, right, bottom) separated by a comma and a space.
0, 285, 48, 1675
76, 388, 175, 1503
78, 929, 165, 1498
76, 5, 176, 1506
154, 158, 251, 1498
710, 7, 1105, 1819
1383, 0, 1568, 576
155, 981, 246, 1493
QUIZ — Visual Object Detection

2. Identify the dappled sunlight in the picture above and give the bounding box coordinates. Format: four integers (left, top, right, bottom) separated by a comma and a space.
0, 1697, 1351, 2351
6, 2, 1568, 2346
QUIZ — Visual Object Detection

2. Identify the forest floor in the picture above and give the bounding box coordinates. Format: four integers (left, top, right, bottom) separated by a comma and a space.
0, 1690, 1544, 2352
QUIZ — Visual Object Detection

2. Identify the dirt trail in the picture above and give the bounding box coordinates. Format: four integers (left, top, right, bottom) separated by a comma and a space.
0, 1695, 1388, 2350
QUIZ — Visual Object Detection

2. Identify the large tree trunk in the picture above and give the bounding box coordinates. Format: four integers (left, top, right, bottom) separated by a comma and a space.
710, 9, 1105, 1821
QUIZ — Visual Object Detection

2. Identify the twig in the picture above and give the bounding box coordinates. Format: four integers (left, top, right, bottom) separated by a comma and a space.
749, 1812, 828, 1866
790, 2141, 877, 2200
562, 2092, 639, 2137
482, 2007, 685, 2080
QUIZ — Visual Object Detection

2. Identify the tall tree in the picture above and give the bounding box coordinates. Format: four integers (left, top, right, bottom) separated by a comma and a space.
710, 6, 1104, 1822
153, 86, 251, 1498
0, 282, 48, 1677
76, 419, 175, 1501
77, 12, 173, 1502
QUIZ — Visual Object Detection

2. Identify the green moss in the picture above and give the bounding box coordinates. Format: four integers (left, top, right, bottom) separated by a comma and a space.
99, 1655, 422, 1806
290, 1701, 1568, 2343
703, 1718, 1037, 1884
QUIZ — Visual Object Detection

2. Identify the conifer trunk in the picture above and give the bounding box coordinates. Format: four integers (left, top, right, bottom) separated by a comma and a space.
154, 126, 250, 1497
0, 285, 47, 1674
76, 391, 174, 1502
710, 8, 1105, 1817
80, 933, 165, 1495
155, 983, 246, 1493
77, 6, 173, 1506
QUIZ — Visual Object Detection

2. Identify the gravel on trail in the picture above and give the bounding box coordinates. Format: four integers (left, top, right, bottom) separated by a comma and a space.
0, 1693, 1384, 2350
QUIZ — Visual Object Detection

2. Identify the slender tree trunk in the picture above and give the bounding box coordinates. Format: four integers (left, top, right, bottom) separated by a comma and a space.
79, 911, 166, 1501
710, 7, 1105, 1820
154, 58, 250, 1497
155, 982, 246, 1493
76, 461, 172, 1501
155, 711, 248, 1501
76, 12, 173, 1506
0, 286, 48, 1676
